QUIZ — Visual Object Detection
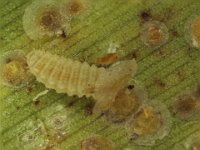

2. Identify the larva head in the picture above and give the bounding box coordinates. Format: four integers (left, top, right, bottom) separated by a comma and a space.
23, 0, 70, 40
81, 135, 116, 150
172, 94, 200, 120
127, 102, 172, 146
0, 50, 33, 88
106, 84, 146, 123
93, 59, 138, 115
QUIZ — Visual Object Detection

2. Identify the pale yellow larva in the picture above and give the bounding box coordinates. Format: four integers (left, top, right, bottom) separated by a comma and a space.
26, 50, 137, 114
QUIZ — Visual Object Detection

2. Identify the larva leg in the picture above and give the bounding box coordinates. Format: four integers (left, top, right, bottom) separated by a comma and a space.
93, 59, 137, 115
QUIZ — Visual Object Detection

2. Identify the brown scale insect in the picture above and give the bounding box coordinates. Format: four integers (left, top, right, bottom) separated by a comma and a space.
26, 50, 137, 114
68, 0, 87, 15
172, 93, 200, 120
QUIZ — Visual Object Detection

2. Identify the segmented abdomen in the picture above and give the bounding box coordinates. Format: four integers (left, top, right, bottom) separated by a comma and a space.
26, 50, 105, 97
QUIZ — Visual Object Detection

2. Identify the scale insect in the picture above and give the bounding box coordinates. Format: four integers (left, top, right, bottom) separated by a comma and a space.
26, 50, 137, 114
127, 101, 172, 146
0, 50, 33, 88
105, 84, 147, 123
23, 0, 71, 40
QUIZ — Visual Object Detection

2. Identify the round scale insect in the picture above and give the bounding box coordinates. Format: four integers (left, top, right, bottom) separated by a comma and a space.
127, 101, 172, 146
26, 50, 137, 114
81, 135, 116, 150
18, 119, 48, 150
105, 84, 147, 123
0, 50, 33, 88
140, 20, 169, 48
66, 0, 88, 16
23, 0, 71, 40
185, 15, 200, 48
45, 112, 68, 135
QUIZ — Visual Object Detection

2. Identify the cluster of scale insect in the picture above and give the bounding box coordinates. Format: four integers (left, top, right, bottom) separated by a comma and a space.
25, 50, 172, 146
4, 0, 200, 149
18, 104, 70, 150
23, 0, 89, 40
140, 15, 200, 49
101, 80, 172, 145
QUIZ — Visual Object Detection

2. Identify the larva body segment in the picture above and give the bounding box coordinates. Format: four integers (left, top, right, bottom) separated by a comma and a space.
26, 50, 137, 114
26, 50, 106, 98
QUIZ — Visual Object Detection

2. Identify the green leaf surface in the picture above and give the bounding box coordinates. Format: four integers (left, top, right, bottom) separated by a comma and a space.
0, 0, 200, 149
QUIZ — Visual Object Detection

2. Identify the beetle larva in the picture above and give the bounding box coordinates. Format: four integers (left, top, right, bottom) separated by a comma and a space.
26, 50, 137, 114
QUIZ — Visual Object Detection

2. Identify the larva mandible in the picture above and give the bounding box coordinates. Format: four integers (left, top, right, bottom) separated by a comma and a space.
26, 50, 137, 114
